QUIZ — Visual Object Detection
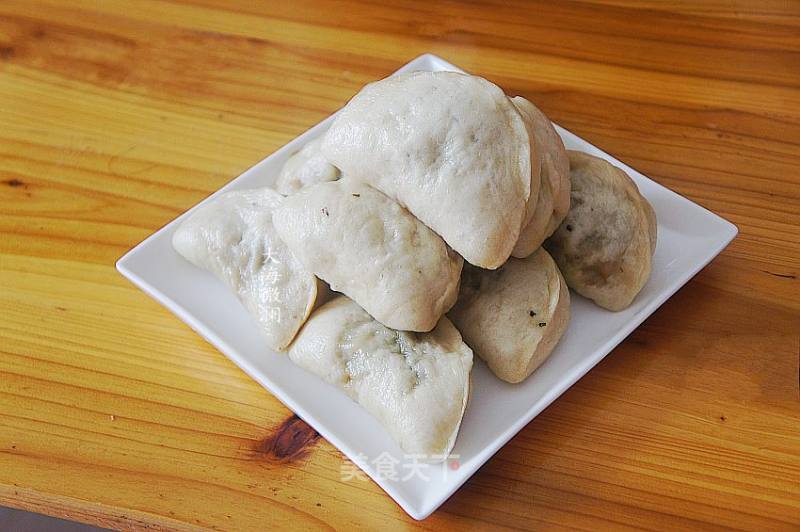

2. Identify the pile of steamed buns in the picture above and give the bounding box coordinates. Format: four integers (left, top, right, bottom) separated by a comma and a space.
173, 72, 657, 460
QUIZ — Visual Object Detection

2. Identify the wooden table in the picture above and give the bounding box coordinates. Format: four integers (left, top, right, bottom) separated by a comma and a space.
1, 1, 798, 529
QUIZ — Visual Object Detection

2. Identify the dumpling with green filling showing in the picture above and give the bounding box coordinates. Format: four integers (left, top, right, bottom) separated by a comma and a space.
273, 179, 463, 332
449, 248, 570, 383
545, 151, 657, 311
172, 188, 318, 350
289, 296, 473, 458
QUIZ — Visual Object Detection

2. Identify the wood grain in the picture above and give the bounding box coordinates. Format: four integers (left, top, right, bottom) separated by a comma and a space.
1, 0, 798, 529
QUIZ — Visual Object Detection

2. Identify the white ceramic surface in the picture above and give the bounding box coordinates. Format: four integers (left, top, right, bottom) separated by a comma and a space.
116, 54, 738, 520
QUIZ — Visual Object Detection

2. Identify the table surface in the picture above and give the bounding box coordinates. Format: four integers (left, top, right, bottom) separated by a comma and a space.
1, 0, 799, 530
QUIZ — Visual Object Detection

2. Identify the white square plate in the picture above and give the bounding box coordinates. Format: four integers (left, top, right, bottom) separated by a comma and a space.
117, 54, 737, 520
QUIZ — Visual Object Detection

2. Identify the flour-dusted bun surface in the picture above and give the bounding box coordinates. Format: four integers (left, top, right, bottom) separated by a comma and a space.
172, 188, 317, 350
545, 151, 657, 311
289, 296, 473, 458
321, 71, 531, 269
275, 137, 340, 195
273, 179, 463, 332
449, 248, 570, 383
510, 96, 570, 258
